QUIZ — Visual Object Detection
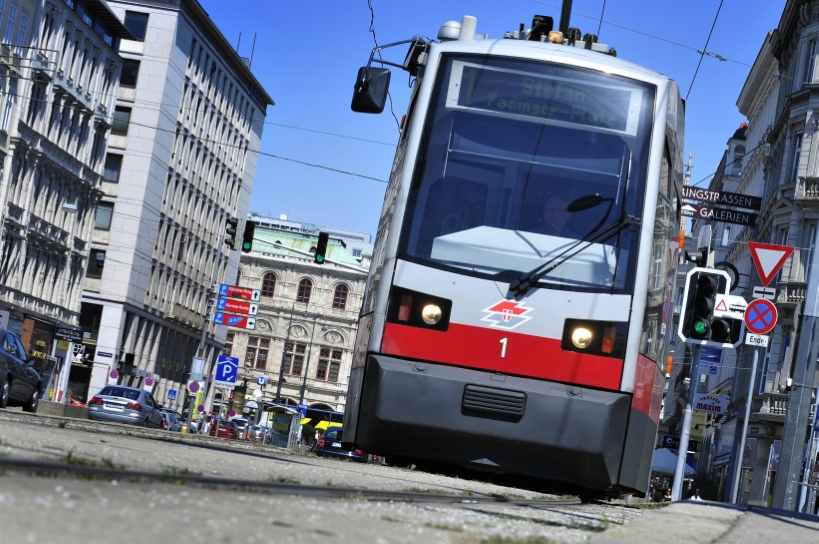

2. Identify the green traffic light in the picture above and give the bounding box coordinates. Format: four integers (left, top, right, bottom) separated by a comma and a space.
316, 254, 324, 263
243, 242, 251, 250
693, 319, 708, 335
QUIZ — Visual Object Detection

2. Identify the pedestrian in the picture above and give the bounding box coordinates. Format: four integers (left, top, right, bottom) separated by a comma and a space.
664, 487, 672, 502
204, 412, 212, 435
690, 488, 702, 500
651, 482, 664, 503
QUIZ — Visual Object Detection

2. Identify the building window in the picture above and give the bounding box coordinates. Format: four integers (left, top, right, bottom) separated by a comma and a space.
94, 202, 114, 230
86, 250, 105, 279
652, 244, 662, 289
791, 132, 803, 183
732, 145, 744, 175
15, 11, 26, 53
112, 106, 131, 135
123, 11, 149, 41
352, 248, 362, 258
805, 39, 817, 84
296, 279, 312, 303
236, 268, 241, 285
316, 348, 342, 382
332, 285, 348, 309
244, 337, 269, 370
119, 59, 140, 88
225, 331, 234, 355
103, 153, 123, 182
721, 226, 731, 247
261, 273, 276, 298
284, 342, 306, 375
1, 82, 15, 132
3, 2, 16, 44
245, 337, 256, 368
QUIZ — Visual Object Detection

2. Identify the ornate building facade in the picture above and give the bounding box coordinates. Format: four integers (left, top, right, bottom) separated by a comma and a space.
0, 0, 130, 402
205, 219, 369, 416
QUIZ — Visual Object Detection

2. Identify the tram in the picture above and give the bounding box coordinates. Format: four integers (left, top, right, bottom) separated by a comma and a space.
342, 10, 684, 495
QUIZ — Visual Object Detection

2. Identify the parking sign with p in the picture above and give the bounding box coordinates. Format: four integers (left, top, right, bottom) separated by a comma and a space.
214, 355, 239, 390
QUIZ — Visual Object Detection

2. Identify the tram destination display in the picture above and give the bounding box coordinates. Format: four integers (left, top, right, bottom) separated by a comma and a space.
682, 186, 762, 211
446, 61, 645, 136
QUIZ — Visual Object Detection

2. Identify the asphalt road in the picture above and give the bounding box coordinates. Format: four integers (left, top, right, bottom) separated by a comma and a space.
0, 409, 645, 543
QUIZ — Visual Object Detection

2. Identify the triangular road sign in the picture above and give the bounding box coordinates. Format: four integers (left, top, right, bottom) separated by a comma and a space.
748, 242, 794, 287
715, 299, 728, 312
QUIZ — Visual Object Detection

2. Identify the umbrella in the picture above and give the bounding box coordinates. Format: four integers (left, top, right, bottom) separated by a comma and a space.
651, 448, 695, 475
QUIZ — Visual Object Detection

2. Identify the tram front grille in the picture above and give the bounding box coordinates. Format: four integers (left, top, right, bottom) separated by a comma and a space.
462, 384, 526, 417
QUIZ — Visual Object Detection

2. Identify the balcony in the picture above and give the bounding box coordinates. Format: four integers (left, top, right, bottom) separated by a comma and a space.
779, 281, 807, 304
758, 392, 789, 418
800, 177, 819, 199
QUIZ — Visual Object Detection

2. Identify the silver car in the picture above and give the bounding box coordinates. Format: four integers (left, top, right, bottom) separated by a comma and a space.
160, 411, 183, 432
88, 385, 164, 428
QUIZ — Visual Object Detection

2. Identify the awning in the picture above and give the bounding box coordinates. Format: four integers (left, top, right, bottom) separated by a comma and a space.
328, 422, 342, 428
300, 417, 311, 425
651, 448, 695, 476
314, 420, 330, 430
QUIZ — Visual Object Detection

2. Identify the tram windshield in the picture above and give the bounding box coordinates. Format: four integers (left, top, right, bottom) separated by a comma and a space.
399, 54, 657, 293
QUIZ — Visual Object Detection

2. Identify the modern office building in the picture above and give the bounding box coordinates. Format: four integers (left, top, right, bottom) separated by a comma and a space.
0, 0, 131, 402
74, 0, 273, 405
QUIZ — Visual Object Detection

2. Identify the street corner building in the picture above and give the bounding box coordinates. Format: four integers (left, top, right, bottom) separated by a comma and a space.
205, 216, 372, 418
0, 0, 274, 409
0, 0, 132, 403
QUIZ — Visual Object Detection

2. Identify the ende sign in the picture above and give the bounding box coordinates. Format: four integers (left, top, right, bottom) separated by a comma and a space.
693, 393, 728, 415
682, 186, 762, 211
681, 204, 758, 227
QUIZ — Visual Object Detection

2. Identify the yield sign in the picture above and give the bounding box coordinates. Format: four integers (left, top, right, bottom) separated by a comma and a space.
744, 299, 777, 335
748, 242, 794, 287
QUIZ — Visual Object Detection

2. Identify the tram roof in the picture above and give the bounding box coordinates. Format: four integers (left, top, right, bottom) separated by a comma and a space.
431, 37, 672, 86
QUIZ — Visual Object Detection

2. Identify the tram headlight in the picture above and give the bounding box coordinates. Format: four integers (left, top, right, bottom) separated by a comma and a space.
421, 304, 442, 325
562, 319, 627, 359
570, 327, 594, 349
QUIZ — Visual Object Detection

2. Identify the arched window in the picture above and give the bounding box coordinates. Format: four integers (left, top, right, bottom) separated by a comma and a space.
332, 284, 348, 309
261, 273, 276, 297
296, 278, 312, 303
236, 268, 241, 285
732, 145, 745, 174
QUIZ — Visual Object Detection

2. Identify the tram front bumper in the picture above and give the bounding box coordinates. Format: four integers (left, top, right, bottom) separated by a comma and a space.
356, 354, 632, 491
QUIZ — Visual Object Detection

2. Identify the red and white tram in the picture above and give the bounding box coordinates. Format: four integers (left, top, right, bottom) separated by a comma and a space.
343, 12, 684, 495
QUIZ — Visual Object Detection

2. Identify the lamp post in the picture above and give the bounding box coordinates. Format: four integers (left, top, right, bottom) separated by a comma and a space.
299, 315, 326, 406
55, 202, 78, 402
274, 299, 300, 404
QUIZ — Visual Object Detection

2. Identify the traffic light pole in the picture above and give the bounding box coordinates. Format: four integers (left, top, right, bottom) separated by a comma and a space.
672, 343, 701, 501
185, 234, 224, 433
730, 346, 760, 504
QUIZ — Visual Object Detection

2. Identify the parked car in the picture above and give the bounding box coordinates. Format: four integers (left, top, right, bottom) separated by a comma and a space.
231, 417, 251, 440
87, 385, 164, 428
0, 329, 41, 412
160, 411, 183, 432
209, 420, 238, 440
315, 428, 366, 462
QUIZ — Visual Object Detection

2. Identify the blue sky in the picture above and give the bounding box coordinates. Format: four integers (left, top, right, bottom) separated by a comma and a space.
200, 0, 786, 237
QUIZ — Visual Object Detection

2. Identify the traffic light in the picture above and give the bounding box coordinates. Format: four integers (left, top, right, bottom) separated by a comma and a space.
678, 267, 743, 347
225, 217, 238, 249
686, 272, 718, 340
315, 231, 329, 264
241, 220, 255, 253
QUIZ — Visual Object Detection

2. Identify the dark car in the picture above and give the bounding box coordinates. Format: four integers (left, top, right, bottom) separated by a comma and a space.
0, 329, 41, 412
209, 420, 238, 440
315, 428, 366, 462
87, 385, 164, 428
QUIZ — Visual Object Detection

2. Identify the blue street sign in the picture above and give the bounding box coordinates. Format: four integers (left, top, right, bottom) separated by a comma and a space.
167, 389, 177, 401
214, 355, 239, 389
297, 403, 308, 417
216, 299, 227, 311
257, 375, 267, 386
219, 284, 229, 297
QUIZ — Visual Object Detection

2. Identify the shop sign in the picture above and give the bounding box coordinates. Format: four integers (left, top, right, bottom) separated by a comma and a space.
693, 393, 728, 415
55, 328, 83, 342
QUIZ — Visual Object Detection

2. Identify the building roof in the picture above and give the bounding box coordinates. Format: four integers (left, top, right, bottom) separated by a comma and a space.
250, 228, 361, 266
182, 0, 274, 106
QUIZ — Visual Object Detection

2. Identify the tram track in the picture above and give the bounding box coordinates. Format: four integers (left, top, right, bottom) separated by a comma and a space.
0, 458, 582, 507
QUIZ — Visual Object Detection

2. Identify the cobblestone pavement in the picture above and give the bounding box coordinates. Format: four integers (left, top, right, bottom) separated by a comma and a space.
0, 409, 645, 543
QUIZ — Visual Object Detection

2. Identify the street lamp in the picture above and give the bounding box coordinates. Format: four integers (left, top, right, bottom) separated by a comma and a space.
274, 300, 304, 404
299, 315, 326, 406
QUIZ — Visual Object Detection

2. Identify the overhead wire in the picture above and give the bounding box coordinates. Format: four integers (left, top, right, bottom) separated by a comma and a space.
685, 0, 725, 101
366, 0, 401, 132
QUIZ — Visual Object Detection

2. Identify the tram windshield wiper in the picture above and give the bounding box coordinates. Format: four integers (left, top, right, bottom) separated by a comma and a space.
508, 206, 640, 298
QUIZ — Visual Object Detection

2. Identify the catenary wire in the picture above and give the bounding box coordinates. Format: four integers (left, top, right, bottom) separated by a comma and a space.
685, 0, 725, 101
367, 0, 401, 132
